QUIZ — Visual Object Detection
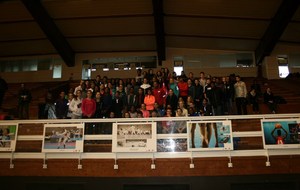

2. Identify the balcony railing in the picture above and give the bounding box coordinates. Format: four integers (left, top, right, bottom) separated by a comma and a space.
0, 113, 299, 169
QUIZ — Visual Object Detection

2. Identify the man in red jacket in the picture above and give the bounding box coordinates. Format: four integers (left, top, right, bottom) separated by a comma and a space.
152, 81, 166, 108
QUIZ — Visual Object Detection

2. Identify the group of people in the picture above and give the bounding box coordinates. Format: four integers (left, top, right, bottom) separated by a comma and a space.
42, 68, 279, 120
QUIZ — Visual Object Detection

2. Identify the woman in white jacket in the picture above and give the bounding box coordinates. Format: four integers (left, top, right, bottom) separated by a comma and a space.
69, 90, 83, 119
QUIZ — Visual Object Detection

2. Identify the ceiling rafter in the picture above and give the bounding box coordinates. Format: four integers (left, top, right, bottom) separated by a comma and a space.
255, 0, 300, 65
152, 0, 166, 64
21, 0, 75, 67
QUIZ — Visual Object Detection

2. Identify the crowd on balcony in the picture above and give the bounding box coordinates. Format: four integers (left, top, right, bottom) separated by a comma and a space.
39, 68, 279, 120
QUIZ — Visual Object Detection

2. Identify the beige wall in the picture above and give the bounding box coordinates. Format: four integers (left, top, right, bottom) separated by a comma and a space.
262, 55, 279, 79
165, 48, 257, 78
9, 47, 300, 83
261, 43, 300, 79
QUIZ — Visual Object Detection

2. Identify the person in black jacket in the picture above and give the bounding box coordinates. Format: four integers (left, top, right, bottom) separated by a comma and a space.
55, 91, 68, 119
263, 87, 277, 114
194, 78, 204, 113
18, 83, 32, 119
199, 98, 213, 116
0, 76, 8, 110
165, 89, 178, 115
112, 91, 124, 118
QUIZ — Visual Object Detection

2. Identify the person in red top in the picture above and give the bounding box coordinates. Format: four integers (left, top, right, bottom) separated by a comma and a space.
152, 81, 166, 107
177, 76, 188, 103
144, 89, 155, 111
81, 90, 96, 118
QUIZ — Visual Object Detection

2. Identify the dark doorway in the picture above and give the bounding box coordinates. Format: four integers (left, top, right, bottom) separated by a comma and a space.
123, 184, 189, 190
26, 183, 84, 190
231, 182, 296, 190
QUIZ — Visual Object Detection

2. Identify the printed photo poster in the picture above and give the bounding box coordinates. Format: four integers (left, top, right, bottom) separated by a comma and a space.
112, 122, 157, 152
157, 120, 187, 134
157, 138, 187, 152
42, 123, 84, 152
187, 121, 233, 151
261, 119, 300, 149
0, 123, 18, 151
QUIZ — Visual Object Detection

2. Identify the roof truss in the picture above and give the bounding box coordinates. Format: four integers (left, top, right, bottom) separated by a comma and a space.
21, 0, 75, 67
152, 0, 166, 64
255, 0, 300, 65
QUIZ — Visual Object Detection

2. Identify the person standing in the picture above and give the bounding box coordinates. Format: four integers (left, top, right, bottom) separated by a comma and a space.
69, 90, 83, 119
194, 78, 204, 113
112, 91, 124, 118
165, 89, 178, 114
81, 90, 96, 119
0, 76, 8, 110
169, 77, 179, 98
44, 91, 56, 119
18, 83, 32, 119
177, 76, 188, 103
234, 75, 248, 115
55, 91, 68, 119
82, 90, 96, 134
152, 81, 166, 108
144, 89, 155, 112
248, 88, 259, 114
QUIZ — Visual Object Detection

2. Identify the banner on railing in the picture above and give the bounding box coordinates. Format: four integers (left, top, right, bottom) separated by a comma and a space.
261, 119, 300, 149
42, 123, 84, 152
187, 121, 233, 151
112, 122, 157, 152
0, 123, 18, 152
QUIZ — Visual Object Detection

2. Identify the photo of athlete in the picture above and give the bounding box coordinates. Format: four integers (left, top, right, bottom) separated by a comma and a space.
0, 124, 17, 151
271, 123, 288, 144
42, 124, 84, 152
188, 121, 233, 151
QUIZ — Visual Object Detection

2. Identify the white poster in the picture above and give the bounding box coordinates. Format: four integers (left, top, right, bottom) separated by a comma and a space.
112, 122, 157, 152
42, 123, 84, 152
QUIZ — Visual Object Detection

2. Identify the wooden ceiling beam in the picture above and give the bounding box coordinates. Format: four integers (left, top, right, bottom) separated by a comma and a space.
152, 0, 166, 64
255, 0, 300, 65
21, 0, 75, 67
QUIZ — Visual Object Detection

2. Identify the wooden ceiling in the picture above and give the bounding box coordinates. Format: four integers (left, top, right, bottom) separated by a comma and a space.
0, 0, 299, 66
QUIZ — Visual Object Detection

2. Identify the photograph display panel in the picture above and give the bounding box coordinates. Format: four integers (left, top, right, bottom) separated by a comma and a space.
0, 123, 18, 151
112, 122, 156, 152
187, 121, 233, 151
157, 120, 187, 134
261, 119, 300, 149
42, 123, 84, 152
157, 138, 187, 152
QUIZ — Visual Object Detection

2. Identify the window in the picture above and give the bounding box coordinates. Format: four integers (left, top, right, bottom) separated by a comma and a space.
82, 61, 91, 80
53, 64, 62, 79
183, 53, 254, 69
277, 56, 289, 78
83, 56, 157, 75
0, 57, 61, 72
173, 57, 184, 76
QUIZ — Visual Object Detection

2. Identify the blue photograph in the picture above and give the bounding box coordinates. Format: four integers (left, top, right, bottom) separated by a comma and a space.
187, 121, 233, 151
